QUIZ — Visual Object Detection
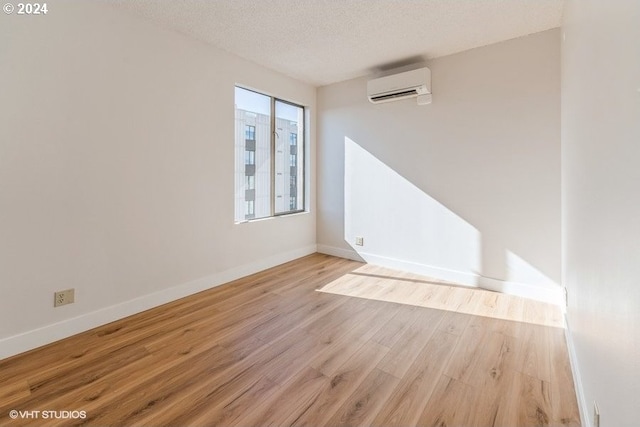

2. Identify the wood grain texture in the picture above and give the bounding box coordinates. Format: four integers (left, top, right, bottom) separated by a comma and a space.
372, 330, 459, 426
0, 253, 580, 426
290, 340, 390, 426
324, 368, 399, 427
319, 262, 564, 328
417, 374, 476, 427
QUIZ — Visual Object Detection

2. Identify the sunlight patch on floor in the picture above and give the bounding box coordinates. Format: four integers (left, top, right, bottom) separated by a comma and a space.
317, 264, 564, 328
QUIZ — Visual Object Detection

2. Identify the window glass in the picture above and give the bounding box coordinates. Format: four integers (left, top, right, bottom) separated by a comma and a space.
235, 87, 304, 221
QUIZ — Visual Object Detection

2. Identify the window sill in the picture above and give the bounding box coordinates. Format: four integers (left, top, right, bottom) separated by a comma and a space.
234, 210, 309, 225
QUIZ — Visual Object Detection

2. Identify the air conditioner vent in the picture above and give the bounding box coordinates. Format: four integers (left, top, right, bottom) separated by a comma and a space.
367, 67, 431, 105
370, 89, 420, 102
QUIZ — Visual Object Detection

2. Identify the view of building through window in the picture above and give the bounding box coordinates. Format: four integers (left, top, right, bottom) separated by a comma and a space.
234, 87, 304, 222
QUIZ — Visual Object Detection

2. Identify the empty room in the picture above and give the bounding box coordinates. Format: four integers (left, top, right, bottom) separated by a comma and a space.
1, 0, 638, 426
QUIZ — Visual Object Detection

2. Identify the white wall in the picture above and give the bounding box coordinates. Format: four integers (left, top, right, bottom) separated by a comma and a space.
0, 0, 316, 358
562, 1, 640, 426
317, 29, 562, 303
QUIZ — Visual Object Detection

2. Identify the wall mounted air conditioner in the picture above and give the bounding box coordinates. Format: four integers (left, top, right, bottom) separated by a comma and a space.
367, 67, 432, 105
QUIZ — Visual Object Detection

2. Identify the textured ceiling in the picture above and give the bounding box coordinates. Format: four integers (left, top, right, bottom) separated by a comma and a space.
107, 0, 564, 86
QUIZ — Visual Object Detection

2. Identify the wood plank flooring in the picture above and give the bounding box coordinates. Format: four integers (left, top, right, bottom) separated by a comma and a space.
319, 263, 563, 328
0, 253, 580, 426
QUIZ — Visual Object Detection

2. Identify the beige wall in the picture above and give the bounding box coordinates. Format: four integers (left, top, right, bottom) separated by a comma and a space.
317, 29, 561, 303
0, 0, 316, 357
562, 1, 640, 425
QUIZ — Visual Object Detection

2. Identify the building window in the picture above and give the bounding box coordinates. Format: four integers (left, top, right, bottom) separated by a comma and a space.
245, 175, 255, 190
245, 200, 255, 218
234, 87, 305, 222
244, 150, 255, 165
245, 125, 255, 141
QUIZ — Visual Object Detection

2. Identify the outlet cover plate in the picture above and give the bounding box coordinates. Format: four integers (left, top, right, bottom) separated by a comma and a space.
54, 289, 75, 307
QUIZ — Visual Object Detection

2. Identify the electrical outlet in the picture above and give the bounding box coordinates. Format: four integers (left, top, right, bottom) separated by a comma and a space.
593, 402, 600, 427
355, 236, 364, 246
54, 289, 75, 307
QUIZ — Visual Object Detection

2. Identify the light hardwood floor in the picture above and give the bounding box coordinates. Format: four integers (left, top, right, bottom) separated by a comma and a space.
318, 263, 564, 328
0, 253, 580, 426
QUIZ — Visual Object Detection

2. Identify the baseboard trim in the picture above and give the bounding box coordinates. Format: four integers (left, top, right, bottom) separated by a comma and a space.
564, 315, 588, 427
317, 244, 563, 306
476, 275, 564, 306
0, 244, 317, 361
316, 244, 364, 261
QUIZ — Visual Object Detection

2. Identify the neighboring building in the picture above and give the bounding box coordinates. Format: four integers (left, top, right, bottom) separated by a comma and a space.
234, 108, 301, 222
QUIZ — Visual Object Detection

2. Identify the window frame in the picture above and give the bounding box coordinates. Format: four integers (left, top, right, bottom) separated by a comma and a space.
235, 86, 306, 222
272, 97, 305, 218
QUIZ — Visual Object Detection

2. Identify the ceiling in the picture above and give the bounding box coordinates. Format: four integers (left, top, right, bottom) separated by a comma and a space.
108, 0, 564, 87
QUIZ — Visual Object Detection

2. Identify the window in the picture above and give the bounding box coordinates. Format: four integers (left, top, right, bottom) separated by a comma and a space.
245, 125, 255, 141
245, 200, 255, 218
234, 87, 305, 222
245, 175, 255, 190
244, 150, 255, 165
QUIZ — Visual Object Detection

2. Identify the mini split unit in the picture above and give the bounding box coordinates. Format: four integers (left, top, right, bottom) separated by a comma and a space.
367, 67, 432, 105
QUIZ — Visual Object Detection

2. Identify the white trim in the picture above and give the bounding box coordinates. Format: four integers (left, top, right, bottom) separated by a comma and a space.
361, 252, 479, 286
0, 244, 317, 361
564, 315, 589, 427
476, 275, 564, 306
316, 244, 364, 261
316, 244, 564, 306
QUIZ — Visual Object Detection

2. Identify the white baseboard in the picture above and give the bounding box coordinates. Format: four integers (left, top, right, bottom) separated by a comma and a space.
0, 244, 317, 361
476, 275, 564, 306
317, 244, 563, 306
360, 251, 481, 286
316, 244, 364, 261
564, 315, 589, 427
